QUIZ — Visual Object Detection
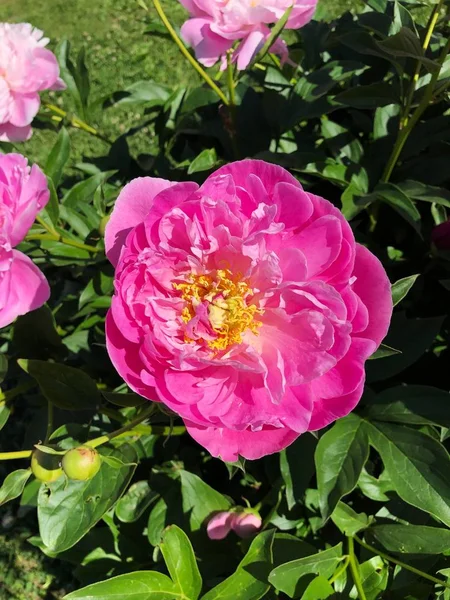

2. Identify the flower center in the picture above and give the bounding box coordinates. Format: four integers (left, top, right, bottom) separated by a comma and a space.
173, 269, 263, 351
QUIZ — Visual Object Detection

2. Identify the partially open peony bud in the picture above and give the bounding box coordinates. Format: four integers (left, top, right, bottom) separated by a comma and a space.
31, 449, 63, 483
231, 512, 262, 538
207, 511, 234, 540
62, 446, 102, 481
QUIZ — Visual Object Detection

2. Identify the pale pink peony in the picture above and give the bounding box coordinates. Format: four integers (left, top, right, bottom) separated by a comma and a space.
231, 512, 262, 538
0, 23, 66, 142
0, 153, 50, 328
180, 0, 318, 70
207, 511, 235, 539
105, 159, 392, 461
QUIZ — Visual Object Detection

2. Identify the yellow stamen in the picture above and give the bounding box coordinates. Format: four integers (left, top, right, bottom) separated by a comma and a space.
173, 269, 263, 351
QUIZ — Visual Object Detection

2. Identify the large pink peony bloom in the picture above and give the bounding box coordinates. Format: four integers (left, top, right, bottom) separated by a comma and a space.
0, 153, 50, 328
180, 0, 318, 70
105, 160, 392, 461
0, 23, 66, 142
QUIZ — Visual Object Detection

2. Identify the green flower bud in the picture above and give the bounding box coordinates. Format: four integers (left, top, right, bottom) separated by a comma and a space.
31, 449, 63, 483
62, 446, 102, 481
99, 215, 110, 237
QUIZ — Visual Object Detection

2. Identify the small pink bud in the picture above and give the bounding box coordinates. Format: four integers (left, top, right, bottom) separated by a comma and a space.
207, 511, 234, 540
231, 512, 262, 538
432, 221, 450, 251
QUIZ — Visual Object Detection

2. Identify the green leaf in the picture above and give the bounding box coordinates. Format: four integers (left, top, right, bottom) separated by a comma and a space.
331, 502, 370, 537
368, 524, 450, 554
398, 181, 450, 209
365, 421, 450, 527
377, 28, 439, 73
114, 80, 171, 106
0, 469, 32, 506
187, 149, 219, 175
315, 414, 369, 520
0, 403, 10, 431
18, 359, 101, 411
349, 556, 388, 600
116, 481, 158, 523
43, 177, 61, 229
13, 305, 66, 360
335, 82, 400, 109
102, 392, 146, 408
38, 444, 137, 552
63, 571, 178, 600
45, 127, 70, 188
375, 182, 421, 235
180, 470, 231, 532
391, 274, 419, 307
56, 40, 84, 117
62, 171, 116, 209
269, 543, 343, 599
0, 353, 7, 383
202, 530, 275, 600
364, 385, 450, 428
368, 343, 402, 360
301, 576, 334, 600
366, 312, 444, 382
280, 434, 317, 510
255, 5, 293, 64
160, 525, 202, 600
358, 468, 393, 502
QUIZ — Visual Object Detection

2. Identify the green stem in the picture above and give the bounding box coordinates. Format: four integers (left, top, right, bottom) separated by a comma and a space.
348, 537, 368, 600
0, 381, 35, 404
0, 450, 32, 460
145, 0, 229, 106
354, 535, 450, 590
382, 35, 450, 183
401, 0, 444, 128
43, 103, 111, 143
86, 404, 185, 448
45, 402, 54, 444
328, 555, 350, 585
226, 51, 240, 159
26, 232, 102, 254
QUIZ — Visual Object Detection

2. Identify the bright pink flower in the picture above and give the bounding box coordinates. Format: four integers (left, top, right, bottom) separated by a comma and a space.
0, 153, 50, 328
0, 23, 66, 142
180, 0, 318, 70
432, 221, 450, 251
105, 160, 392, 461
207, 511, 235, 539
231, 512, 262, 538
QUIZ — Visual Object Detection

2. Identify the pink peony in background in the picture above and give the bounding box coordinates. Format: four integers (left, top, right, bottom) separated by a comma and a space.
0, 153, 50, 328
105, 159, 392, 462
179, 0, 318, 70
0, 23, 66, 142
207, 510, 262, 540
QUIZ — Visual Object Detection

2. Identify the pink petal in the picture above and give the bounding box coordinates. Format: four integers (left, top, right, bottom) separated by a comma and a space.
185, 421, 299, 461
181, 19, 232, 67
0, 251, 49, 328
235, 29, 266, 70
231, 513, 262, 538
105, 177, 175, 266
351, 245, 393, 348
0, 123, 32, 142
207, 512, 234, 540
9, 92, 40, 127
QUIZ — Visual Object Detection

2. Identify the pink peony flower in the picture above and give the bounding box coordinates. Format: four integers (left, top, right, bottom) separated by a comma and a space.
105, 159, 392, 461
231, 512, 262, 538
432, 221, 450, 251
0, 153, 50, 328
180, 0, 318, 70
207, 511, 235, 539
0, 23, 66, 142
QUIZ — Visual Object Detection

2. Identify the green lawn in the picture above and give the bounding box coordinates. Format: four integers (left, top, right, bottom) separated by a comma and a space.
1, 0, 363, 169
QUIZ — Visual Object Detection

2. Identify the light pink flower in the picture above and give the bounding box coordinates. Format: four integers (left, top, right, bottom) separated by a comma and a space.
105, 159, 392, 461
180, 0, 318, 70
0, 153, 50, 328
231, 512, 262, 538
0, 23, 66, 142
207, 511, 235, 539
